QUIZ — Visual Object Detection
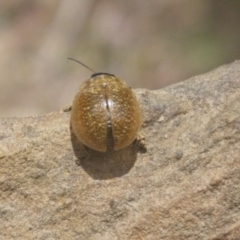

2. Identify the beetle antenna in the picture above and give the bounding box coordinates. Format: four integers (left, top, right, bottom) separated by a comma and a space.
68, 58, 96, 73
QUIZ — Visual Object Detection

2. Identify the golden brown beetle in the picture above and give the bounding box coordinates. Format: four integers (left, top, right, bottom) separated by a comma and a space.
69, 59, 143, 152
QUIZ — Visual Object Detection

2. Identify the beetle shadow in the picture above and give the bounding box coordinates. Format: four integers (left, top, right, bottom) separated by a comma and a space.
70, 124, 138, 180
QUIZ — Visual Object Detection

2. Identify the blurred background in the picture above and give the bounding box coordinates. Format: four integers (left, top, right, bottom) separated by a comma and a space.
0, 0, 240, 117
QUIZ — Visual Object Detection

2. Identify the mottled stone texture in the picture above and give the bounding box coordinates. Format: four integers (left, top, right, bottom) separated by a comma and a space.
1, 61, 240, 240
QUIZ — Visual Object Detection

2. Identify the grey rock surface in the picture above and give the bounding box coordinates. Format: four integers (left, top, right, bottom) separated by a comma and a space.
0, 61, 240, 239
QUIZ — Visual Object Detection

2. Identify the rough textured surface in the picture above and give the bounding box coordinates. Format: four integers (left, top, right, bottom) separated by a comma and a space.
1, 61, 240, 240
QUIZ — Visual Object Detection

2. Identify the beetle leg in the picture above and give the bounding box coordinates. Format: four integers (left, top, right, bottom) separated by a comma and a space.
75, 145, 90, 165
62, 104, 72, 112
134, 133, 147, 153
